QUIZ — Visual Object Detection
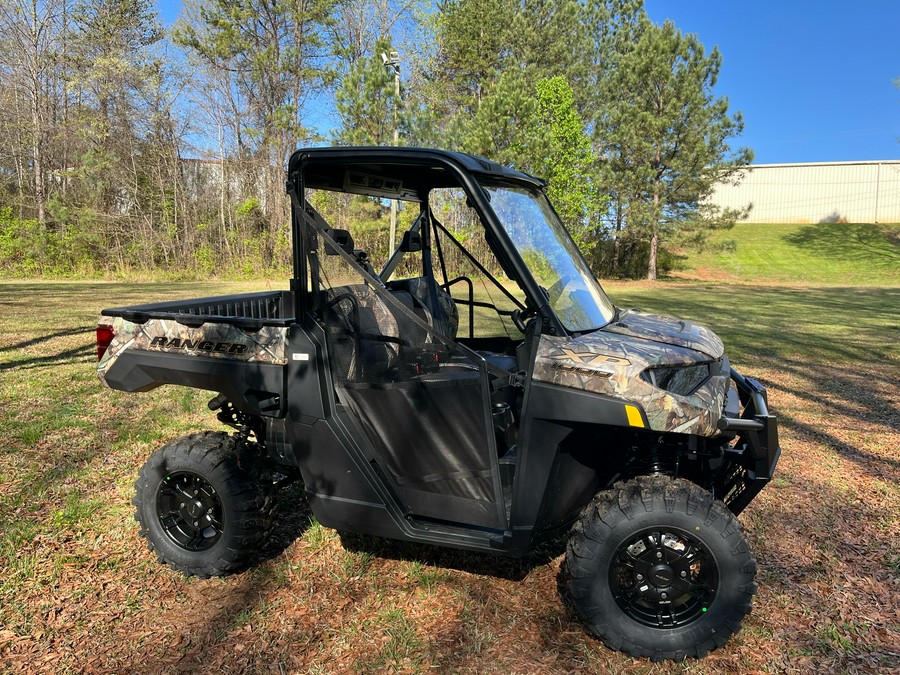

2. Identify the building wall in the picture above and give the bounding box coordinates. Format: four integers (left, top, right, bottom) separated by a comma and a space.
708, 160, 900, 223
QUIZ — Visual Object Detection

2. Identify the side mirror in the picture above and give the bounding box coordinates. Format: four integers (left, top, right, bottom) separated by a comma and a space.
400, 230, 422, 252
325, 229, 354, 255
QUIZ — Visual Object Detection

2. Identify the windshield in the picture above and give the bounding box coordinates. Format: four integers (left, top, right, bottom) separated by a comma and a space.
481, 183, 616, 332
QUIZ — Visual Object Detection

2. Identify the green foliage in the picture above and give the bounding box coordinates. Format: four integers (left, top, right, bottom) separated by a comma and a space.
435, 0, 516, 111
235, 197, 262, 220
455, 69, 549, 167
535, 76, 605, 247
335, 37, 402, 146
195, 243, 216, 276
592, 233, 677, 279
595, 15, 752, 278
0, 208, 44, 275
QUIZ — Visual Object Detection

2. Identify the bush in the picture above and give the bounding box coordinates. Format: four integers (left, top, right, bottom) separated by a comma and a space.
589, 235, 676, 279
0, 208, 46, 276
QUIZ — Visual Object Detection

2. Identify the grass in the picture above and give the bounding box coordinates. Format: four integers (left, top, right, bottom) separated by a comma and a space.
605, 281, 899, 364
677, 221, 899, 285
0, 274, 898, 672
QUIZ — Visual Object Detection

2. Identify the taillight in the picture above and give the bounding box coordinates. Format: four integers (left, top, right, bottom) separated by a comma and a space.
97, 324, 115, 360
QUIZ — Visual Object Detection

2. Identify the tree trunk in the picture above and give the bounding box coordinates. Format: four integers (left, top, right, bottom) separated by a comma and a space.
648, 175, 661, 280
612, 193, 622, 275
29, 0, 46, 227
647, 230, 658, 281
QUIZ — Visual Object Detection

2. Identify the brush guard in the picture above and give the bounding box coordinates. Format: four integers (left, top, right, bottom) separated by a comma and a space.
716, 368, 781, 515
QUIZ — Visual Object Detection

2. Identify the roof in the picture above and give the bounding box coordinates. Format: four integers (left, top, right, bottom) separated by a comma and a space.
745, 159, 900, 169
287, 146, 545, 201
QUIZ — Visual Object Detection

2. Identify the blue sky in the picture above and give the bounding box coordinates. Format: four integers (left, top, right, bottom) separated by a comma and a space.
643, 1, 900, 164
155, 1, 899, 164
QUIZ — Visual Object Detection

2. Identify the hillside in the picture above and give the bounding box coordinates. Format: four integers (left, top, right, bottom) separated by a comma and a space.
675, 222, 900, 285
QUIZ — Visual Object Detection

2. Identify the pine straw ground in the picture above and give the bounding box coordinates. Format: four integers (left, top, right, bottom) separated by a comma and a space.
0, 280, 897, 674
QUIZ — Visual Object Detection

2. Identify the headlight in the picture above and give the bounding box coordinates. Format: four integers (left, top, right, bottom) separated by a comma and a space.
641, 363, 711, 396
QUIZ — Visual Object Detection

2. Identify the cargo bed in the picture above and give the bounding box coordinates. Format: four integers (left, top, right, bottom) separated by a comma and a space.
101, 290, 295, 330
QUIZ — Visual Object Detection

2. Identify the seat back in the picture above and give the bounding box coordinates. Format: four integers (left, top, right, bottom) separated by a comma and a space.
324, 284, 401, 382
388, 277, 459, 339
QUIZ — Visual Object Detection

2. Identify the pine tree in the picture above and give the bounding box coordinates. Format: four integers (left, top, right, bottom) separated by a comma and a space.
334, 37, 401, 146
175, 0, 337, 226
596, 17, 752, 280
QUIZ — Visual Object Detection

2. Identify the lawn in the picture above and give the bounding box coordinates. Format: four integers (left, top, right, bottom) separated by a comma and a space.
0, 278, 898, 673
677, 222, 900, 285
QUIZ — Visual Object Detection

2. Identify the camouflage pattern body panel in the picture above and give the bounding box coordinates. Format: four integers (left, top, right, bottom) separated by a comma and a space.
603, 309, 725, 359
533, 321, 728, 437
97, 316, 289, 387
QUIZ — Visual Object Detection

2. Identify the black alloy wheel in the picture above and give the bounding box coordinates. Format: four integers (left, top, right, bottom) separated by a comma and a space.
156, 471, 224, 551
562, 476, 757, 662
609, 527, 718, 628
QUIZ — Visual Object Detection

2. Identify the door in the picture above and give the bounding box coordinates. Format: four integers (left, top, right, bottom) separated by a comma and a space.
307, 200, 507, 530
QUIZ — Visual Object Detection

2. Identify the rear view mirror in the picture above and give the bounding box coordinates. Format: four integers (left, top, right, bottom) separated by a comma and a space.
400, 230, 422, 252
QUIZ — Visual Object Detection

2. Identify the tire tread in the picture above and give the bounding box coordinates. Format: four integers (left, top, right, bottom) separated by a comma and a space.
561, 476, 757, 662
133, 431, 277, 577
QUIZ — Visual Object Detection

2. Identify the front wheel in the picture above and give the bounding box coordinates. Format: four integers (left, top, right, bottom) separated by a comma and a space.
133, 431, 276, 577
562, 476, 757, 661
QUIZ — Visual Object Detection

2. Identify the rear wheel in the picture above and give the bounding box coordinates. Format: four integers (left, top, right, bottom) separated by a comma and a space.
562, 476, 756, 661
133, 431, 276, 577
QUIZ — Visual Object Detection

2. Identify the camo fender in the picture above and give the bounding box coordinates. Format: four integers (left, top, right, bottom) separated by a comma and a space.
533, 330, 728, 437
603, 309, 725, 359
97, 317, 289, 387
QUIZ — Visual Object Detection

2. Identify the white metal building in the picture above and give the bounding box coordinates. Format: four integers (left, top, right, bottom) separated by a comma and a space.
708, 160, 900, 223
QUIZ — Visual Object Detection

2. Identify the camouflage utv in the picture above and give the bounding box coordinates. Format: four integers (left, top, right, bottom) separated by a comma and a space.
97, 147, 780, 662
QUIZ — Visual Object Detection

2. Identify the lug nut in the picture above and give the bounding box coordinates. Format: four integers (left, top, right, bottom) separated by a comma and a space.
193, 521, 199, 527
180, 502, 185, 508
207, 508, 213, 514
660, 592, 667, 599
636, 574, 644, 581
193, 490, 199, 495
680, 570, 687, 578
656, 552, 663, 559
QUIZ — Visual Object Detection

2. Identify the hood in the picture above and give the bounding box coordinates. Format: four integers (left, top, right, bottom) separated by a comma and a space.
601, 309, 724, 360
531, 310, 729, 437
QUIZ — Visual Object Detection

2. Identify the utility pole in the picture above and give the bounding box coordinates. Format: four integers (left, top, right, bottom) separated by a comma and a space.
382, 50, 401, 253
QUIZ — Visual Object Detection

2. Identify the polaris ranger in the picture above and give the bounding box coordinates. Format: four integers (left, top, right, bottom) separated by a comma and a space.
96, 147, 780, 661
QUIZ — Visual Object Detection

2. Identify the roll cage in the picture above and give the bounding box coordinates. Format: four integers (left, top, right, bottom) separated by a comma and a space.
286, 147, 570, 340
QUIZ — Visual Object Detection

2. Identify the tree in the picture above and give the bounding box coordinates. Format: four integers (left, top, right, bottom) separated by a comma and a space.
433, 0, 514, 114
535, 76, 603, 247
428, 0, 611, 266
596, 16, 752, 280
68, 0, 164, 206
175, 0, 338, 227
334, 37, 401, 146
0, 0, 66, 226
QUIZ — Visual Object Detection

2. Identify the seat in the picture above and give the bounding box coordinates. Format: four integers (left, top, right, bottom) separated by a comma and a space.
388, 277, 459, 339
324, 284, 401, 382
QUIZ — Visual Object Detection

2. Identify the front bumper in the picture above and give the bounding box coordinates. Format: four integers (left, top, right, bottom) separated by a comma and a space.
717, 368, 781, 514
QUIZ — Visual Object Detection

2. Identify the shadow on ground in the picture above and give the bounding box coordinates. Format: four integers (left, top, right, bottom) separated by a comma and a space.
783, 223, 899, 268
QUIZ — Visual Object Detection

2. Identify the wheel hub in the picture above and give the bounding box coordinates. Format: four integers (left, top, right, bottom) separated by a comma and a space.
649, 563, 674, 587
156, 471, 224, 551
610, 528, 718, 628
